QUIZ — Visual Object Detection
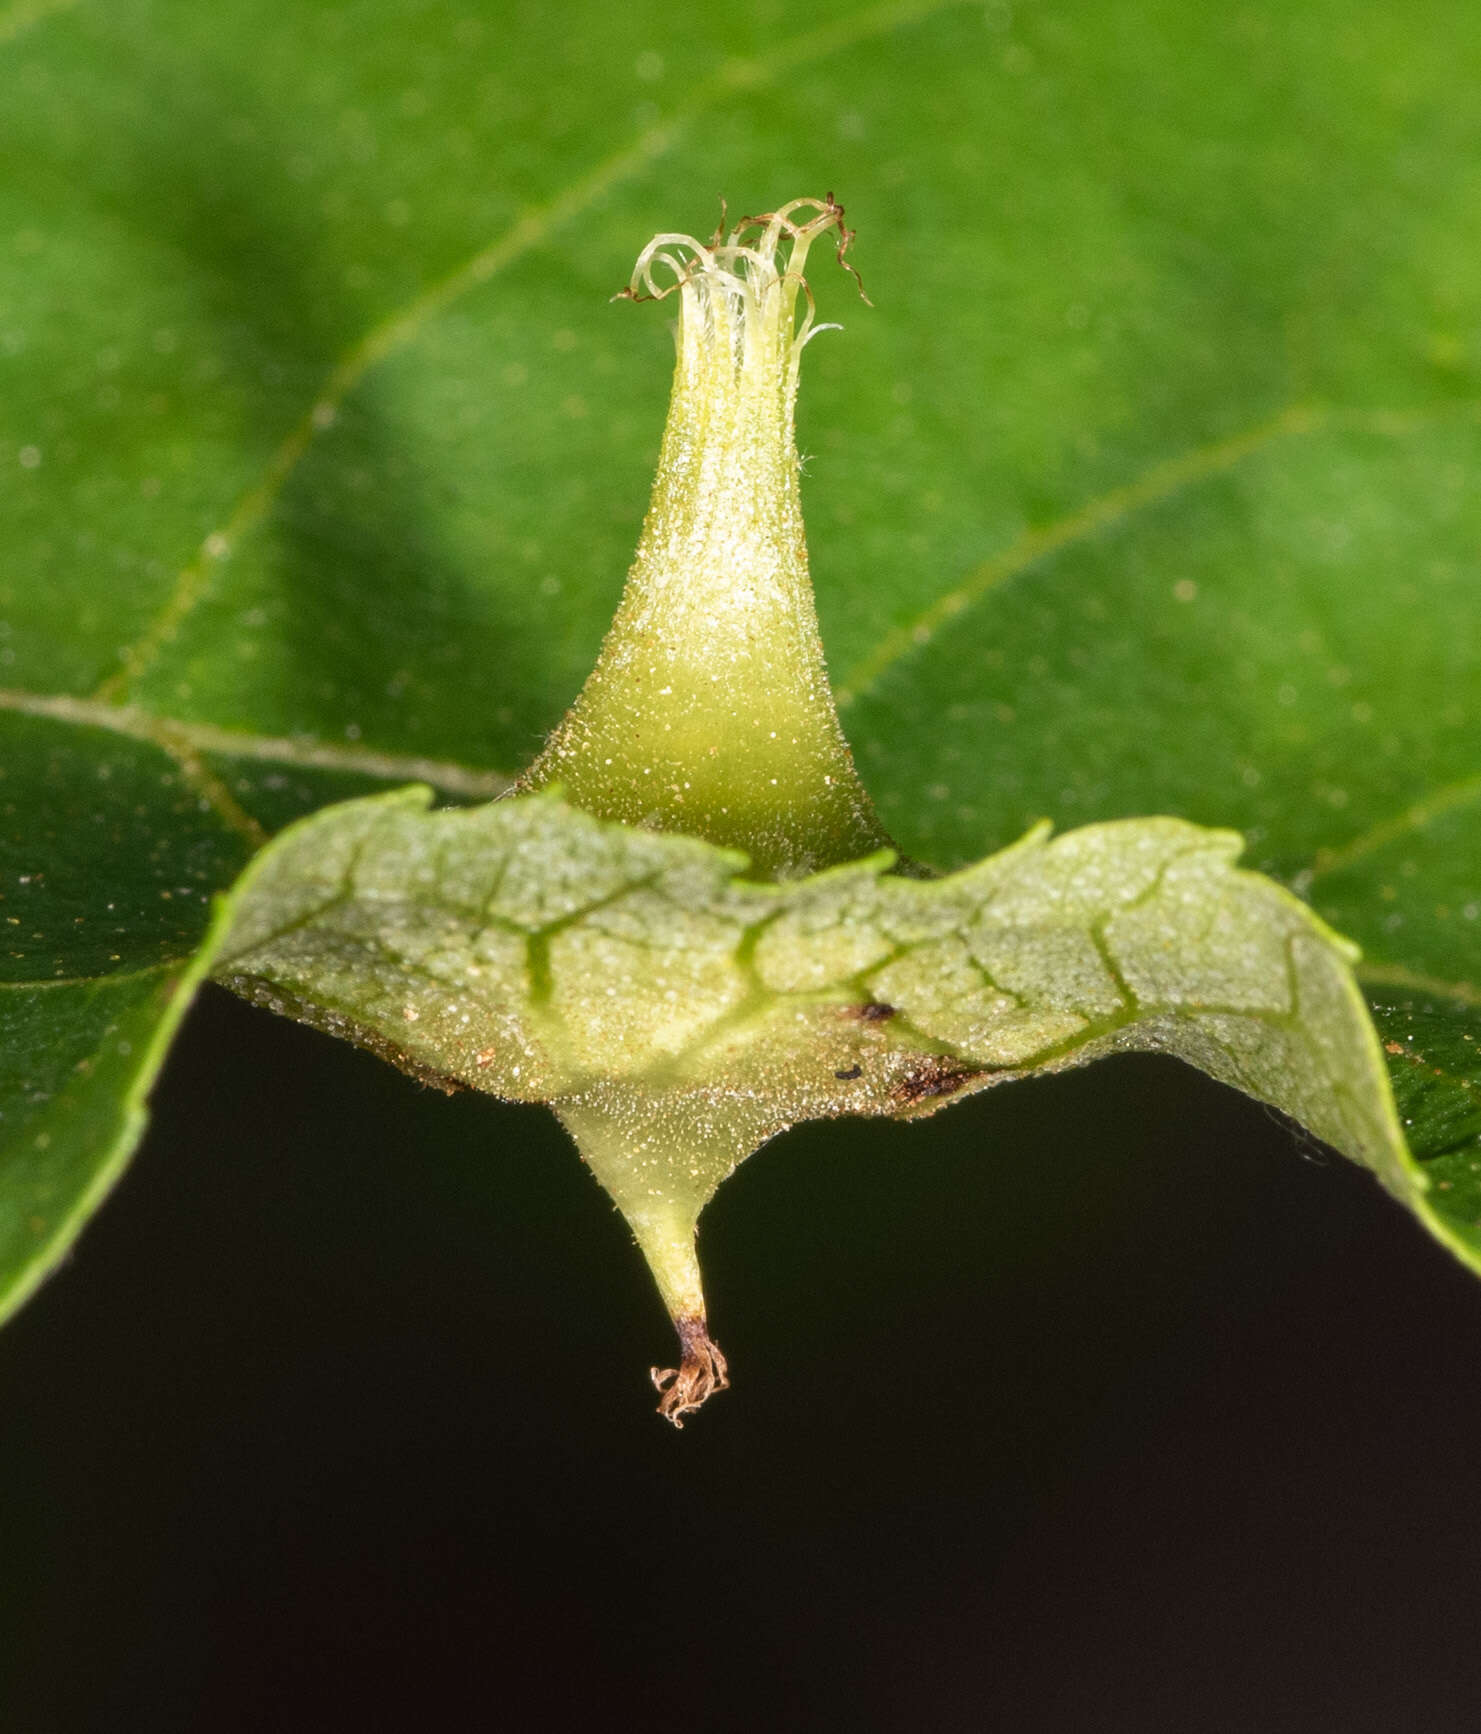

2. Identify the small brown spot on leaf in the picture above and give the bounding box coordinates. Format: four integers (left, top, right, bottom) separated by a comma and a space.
892, 1056, 984, 1106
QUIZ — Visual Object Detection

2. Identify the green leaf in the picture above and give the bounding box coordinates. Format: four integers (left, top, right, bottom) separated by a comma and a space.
0, 712, 249, 1320
210, 786, 1446, 1379
3, 0, 1479, 1333
1369, 991, 1481, 1263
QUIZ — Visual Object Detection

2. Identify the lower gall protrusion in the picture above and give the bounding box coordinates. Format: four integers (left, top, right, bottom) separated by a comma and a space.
556, 1087, 788, 1424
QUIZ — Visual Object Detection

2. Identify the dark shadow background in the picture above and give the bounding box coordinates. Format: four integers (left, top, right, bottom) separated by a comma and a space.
2, 988, 1480, 1732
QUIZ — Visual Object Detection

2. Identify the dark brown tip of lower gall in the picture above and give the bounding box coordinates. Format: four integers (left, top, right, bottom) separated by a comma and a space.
651, 1315, 730, 1428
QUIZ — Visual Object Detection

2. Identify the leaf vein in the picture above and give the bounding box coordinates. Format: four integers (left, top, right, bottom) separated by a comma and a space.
1358, 963, 1481, 1010
0, 687, 514, 800
95, 0, 981, 701
0, 962, 173, 993
836, 398, 1481, 707
1307, 769, 1481, 880
836, 402, 1325, 704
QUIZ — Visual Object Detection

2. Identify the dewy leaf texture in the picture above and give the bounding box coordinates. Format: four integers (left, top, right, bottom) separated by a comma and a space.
214, 787, 1425, 1305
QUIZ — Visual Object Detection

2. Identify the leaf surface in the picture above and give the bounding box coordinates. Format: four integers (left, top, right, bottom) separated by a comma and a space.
2, 0, 1479, 1313
211, 788, 1467, 1308
0, 712, 248, 1318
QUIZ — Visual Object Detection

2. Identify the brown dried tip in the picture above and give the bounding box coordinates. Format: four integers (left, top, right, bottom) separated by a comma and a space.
651, 1315, 730, 1428
822, 190, 872, 306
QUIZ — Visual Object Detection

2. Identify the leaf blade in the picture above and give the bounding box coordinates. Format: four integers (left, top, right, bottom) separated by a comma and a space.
213, 791, 1446, 1317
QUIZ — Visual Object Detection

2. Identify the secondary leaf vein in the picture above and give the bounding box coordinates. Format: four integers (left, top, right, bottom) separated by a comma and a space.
94, 0, 980, 702
1307, 769, 1481, 880
836, 398, 1481, 707
0, 687, 514, 799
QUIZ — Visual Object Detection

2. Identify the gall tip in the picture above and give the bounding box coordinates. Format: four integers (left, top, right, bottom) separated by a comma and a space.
651, 1315, 730, 1427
